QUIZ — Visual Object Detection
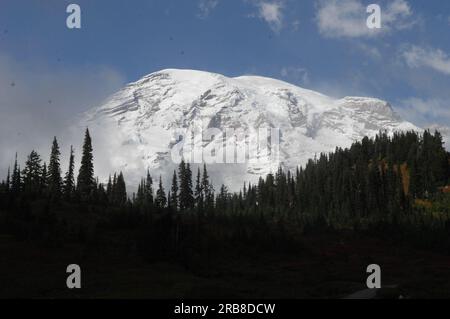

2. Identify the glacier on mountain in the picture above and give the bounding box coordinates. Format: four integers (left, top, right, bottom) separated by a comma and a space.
80, 69, 420, 191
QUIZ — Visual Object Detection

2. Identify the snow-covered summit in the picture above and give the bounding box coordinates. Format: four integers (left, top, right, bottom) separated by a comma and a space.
81, 69, 420, 190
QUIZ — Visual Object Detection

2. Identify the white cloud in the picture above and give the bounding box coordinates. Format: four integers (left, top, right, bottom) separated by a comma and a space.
280, 67, 310, 85
249, 0, 285, 33
315, 0, 416, 38
383, 0, 414, 29
0, 53, 125, 179
197, 0, 219, 18
428, 124, 450, 150
356, 43, 382, 59
402, 45, 450, 76
398, 97, 450, 127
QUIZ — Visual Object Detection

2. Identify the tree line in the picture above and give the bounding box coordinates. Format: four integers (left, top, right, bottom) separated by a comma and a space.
0, 129, 449, 255
0, 128, 217, 212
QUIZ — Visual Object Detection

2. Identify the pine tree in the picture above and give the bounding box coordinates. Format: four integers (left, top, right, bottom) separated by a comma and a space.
0, 180, 6, 198
97, 182, 107, 204
135, 178, 144, 205
178, 160, 186, 210
179, 160, 194, 210
48, 137, 62, 199
92, 177, 100, 203
5, 167, 10, 193
144, 170, 153, 205
167, 191, 171, 208
111, 173, 117, 204
201, 164, 214, 212
169, 170, 178, 211
155, 176, 167, 208
77, 128, 95, 201
216, 184, 229, 212
195, 167, 204, 212
41, 162, 48, 194
63, 146, 75, 200
185, 162, 194, 209
178, 160, 194, 210
22, 150, 43, 196
11, 153, 21, 194
115, 172, 127, 205
106, 175, 113, 203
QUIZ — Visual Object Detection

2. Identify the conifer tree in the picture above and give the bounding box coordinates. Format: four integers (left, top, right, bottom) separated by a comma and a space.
48, 137, 62, 199
5, 167, 10, 192
77, 129, 95, 201
216, 184, 229, 211
186, 163, 194, 209
63, 146, 75, 200
106, 174, 113, 203
0, 180, 6, 197
155, 176, 167, 208
144, 170, 153, 205
22, 150, 43, 196
11, 153, 21, 194
115, 172, 127, 205
201, 164, 214, 212
195, 167, 204, 212
41, 162, 48, 194
111, 173, 117, 204
167, 191, 171, 208
178, 160, 186, 210
178, 160, 194, 210
97, 183, 107, 204
170, 170, 178, 211
135, 178, 144, 205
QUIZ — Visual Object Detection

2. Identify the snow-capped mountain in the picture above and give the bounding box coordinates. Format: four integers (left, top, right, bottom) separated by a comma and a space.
80, 69, 420, 190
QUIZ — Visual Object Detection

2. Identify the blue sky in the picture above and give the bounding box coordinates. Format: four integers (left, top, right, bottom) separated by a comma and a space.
0, 0, 450, 162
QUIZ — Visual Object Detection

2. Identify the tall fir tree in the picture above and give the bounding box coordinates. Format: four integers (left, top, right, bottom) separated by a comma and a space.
178, 160, 186, 210
115, 172, 127, 205
135, 178, 144, 205
22, 150, 43, 196
186, 162, 194, 209
178, 160, 194, 210
11, 153, 21, 194
201, 164, 214, 212
48, 137, 62, 199
155, 176, 167, 208
63, 146, 75, 200
216, 184, 229, 211
144, 170, 154, 205
5, 167, 10, 192
195, 167, 204, 212
77, 128, 95, 201
111, 173, 117, 204
41, 162, 48, 194
105, 174, 112, 203
169, 170, 178, 211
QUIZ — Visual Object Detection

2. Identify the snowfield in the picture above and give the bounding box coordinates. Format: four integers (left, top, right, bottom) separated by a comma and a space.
79, 69, 421, 191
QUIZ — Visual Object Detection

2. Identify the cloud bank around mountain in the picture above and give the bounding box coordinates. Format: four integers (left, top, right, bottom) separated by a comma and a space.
0, 53, 125, 178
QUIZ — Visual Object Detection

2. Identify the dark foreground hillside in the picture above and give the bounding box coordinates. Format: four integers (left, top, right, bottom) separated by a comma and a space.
1, 230, 450, 299
0, 129, 449, 298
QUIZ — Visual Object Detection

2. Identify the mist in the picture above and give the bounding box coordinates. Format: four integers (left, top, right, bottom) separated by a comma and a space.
0, 52, 126, 180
